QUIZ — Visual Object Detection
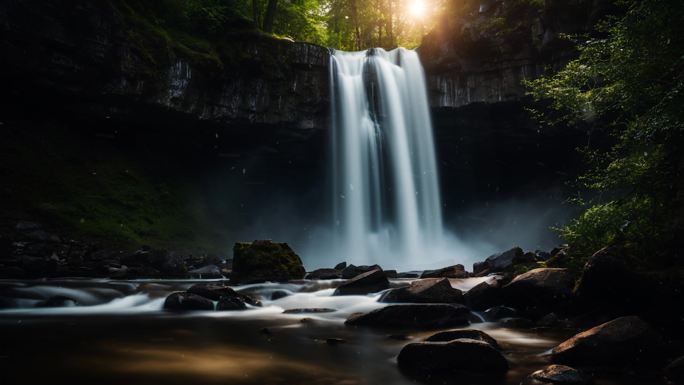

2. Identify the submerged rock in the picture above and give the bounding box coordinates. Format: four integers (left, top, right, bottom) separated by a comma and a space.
163, 292, 213, 311
283, 308, 336, 314
551, 316, 664, 366
231, 240, 305, 283
665, 356, 684, 385
425, 329, 501, 349
521, 365, 591, 385
397, 339, 508, 378
484, 305, 518, 320
345, 304, 469, 329
270, 290, 290, 300
188, 283, 261, 306
421, 264, 468, 278
35, 295, 79, 308
333, 269, 389, 295
380, 278, 463, 303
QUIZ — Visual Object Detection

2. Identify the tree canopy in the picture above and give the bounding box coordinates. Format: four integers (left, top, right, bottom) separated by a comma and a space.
526, 0, 684, 265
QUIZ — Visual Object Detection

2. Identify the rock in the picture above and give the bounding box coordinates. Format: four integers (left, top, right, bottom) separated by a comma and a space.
283, 308, 336, 314
341, 264, 382, 279
464, 281, 503, 310
521, 365, 591, 385
425, 329, 501, 349
502, 268, 575, 315
475, 247, 525, 273
35, 295, 78, 307
421, 264, 469, 278
270, 290, 290, 300
345, 304, 470, 329
379, 278, 463, 303
326, 337, 345, 345
499, 317, 534, 329
397, 339, 508, 378
665, 356, 684, 385
188, 283, 261, 306
396, 272, 420, 278
333, 269, 389, 295
484, 305, 518, 320
473, 261, 489, 276
305, 268, 341, 280
334, 262, 347, 270
535, 250, 552, 261
216, 296, 247, 311
384, 269, 398, 278
551, 316, 665, 366
231, 240, 305, 283
163, 292, 214, 311
188, 265, 222, 279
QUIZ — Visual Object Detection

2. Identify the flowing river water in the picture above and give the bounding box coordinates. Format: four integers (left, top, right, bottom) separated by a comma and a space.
0, 278, 663, 385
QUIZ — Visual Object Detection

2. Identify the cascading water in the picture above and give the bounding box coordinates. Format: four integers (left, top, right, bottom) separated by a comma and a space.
330, 48, 444, 267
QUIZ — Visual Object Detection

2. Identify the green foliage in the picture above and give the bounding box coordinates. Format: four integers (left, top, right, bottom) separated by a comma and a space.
527, 0, 684, 266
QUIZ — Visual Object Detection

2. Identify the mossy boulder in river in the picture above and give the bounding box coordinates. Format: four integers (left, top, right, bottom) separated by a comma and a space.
231, 240, 305, 283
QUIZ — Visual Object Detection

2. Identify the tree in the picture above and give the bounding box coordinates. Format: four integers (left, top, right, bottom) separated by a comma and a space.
263, 0, 278, 32
526, 0, 684, 264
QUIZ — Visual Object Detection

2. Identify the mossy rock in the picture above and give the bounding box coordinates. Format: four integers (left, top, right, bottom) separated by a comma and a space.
231, 240, 305, 283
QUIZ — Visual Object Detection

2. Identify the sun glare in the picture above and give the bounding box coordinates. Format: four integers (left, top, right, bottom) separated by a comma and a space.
407, 0, 427, 19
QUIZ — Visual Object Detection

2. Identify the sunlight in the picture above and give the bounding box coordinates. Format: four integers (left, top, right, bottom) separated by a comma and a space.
407, 0, 427, 20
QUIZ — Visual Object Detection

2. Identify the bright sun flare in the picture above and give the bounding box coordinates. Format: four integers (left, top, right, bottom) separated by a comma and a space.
407, 0, 427, 19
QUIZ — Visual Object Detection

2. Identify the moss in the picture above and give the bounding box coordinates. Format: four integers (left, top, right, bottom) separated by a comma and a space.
0, 124, 225, 253
231, 240, 305, 283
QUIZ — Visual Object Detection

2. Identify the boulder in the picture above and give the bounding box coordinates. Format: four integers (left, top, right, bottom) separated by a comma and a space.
333, 269, 389, 295
474, 247, 525, 274
551, 316, 665, 366
188, 283, 261, 306
464, 281, 503, 310
231, 240, 305, 283
425, 329, 501, 349
341, 264, 382, 279
665, 356, 684, 385
379, 278, 463, 303
305, 268, 341, 280
397, 339, 508, 377
521, 365, 591, 385
334, 262, 347, 270
345, 304, 470, 329
384, 269, 398, 278
163, 292, 214, 311
502, 268, 574, 314
421, 264, 468, 278
216, 296, 247, 311
484, 305, 518, 320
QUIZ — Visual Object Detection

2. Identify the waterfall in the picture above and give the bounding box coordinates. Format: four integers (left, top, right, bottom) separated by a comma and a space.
330, 48, 444, 267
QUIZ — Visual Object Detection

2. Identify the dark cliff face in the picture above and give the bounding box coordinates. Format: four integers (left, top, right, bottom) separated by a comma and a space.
0, 0, 330, 131
0, 0, 606, 254
418, 0, 613, 108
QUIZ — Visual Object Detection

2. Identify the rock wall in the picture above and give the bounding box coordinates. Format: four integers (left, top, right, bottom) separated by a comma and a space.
419, 0, 613, 108
0, 0, 330, 132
